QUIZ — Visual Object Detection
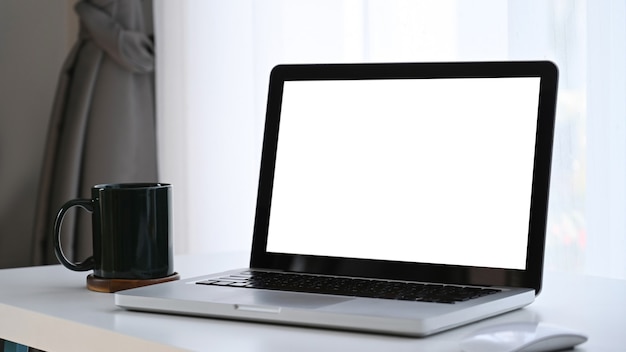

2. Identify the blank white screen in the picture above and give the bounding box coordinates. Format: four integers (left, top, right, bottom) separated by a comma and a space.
266, 77, 540, 270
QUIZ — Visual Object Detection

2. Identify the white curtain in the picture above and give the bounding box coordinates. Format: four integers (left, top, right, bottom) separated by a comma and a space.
154, 0, 626, 279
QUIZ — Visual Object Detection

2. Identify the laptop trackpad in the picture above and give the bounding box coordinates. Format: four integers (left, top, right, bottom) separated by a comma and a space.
216, 290, 353, 309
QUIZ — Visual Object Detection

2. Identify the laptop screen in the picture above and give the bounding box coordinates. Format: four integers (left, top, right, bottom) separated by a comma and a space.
266, 77, 540, 270
267, 77, 539, 269
252, 62, 558, 291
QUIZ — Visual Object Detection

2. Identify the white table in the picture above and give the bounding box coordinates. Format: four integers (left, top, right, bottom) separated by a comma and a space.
0, 252, 624, 351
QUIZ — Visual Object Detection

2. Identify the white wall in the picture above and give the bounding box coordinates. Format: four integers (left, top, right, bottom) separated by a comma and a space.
0, 0, 77, 268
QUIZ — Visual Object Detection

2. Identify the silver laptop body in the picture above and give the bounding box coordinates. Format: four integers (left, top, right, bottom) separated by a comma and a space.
116, 61, 559, 337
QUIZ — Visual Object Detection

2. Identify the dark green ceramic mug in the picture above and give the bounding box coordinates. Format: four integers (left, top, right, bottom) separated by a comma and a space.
54, 183, 174, 280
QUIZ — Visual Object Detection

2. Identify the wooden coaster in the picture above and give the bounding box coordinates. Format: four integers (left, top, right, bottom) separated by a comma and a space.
86, 272, 180, 293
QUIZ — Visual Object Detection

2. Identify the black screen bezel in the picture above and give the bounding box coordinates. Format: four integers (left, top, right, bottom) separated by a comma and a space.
250, 61, 558, 294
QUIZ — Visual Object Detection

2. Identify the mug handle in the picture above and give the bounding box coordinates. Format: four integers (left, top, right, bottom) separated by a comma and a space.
53, 199, 95, 271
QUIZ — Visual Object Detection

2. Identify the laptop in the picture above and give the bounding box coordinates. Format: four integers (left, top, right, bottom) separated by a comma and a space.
115, 61, 559, 337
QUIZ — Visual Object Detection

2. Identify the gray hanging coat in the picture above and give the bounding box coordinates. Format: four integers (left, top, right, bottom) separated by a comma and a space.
33, 0, 157, 265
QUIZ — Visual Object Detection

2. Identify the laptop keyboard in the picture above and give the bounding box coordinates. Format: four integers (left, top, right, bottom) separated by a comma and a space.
196, 271, 501, 304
